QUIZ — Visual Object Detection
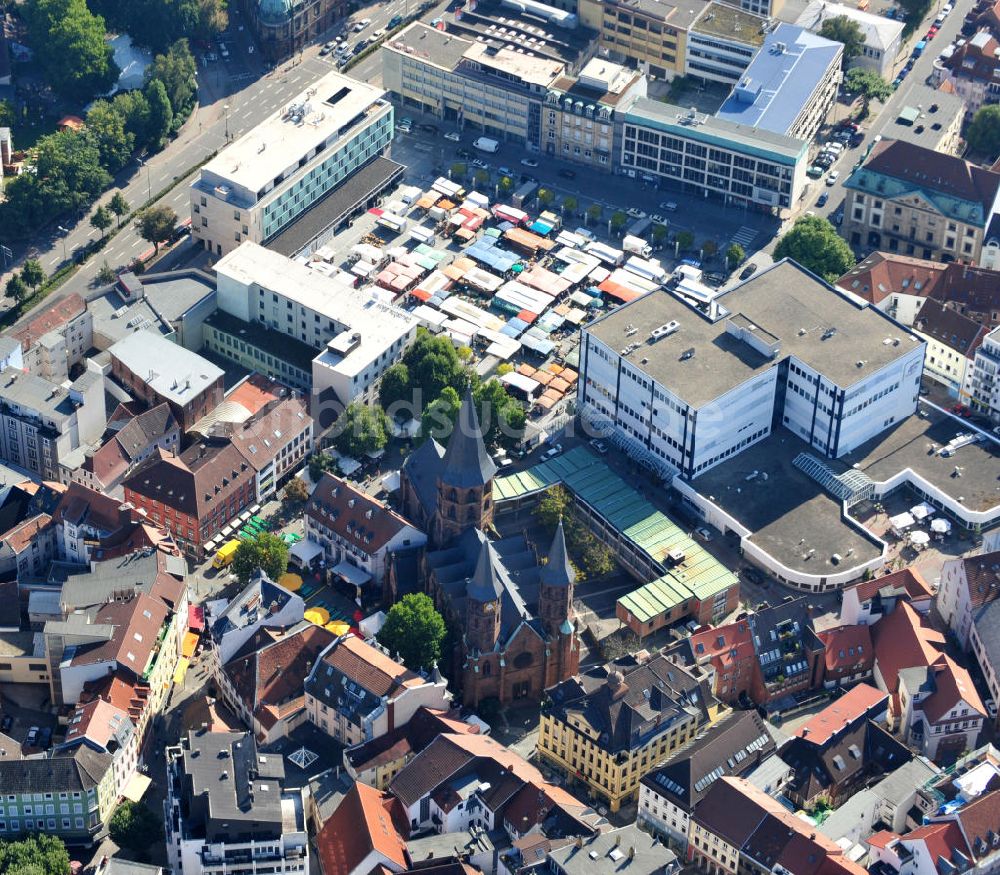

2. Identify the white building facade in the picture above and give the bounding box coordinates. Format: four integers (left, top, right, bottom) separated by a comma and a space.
190, 71, 393, 257
965, 326, 1000, 423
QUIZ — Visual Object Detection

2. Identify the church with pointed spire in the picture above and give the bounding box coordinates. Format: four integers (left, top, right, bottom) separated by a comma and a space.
397, 390, 580, 707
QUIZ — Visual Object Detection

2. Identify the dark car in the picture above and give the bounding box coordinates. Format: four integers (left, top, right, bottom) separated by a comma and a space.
817, 192, 829, 207
0, 715, 11, 732
739, 263, 758, 280
388, 14, 403, 27
558, 168, 576, 179
742, 566, 764, 585
419, 123, 439, 134
849, 132, 864, 147
39, 727, 52, 749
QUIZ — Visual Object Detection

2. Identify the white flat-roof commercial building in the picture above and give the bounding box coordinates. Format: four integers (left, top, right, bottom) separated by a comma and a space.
579, 260, 925, 479
619, 98, 809, 211
190, 70, 393, 258
214, 243, 418, 425
796, 0, 903, 79
686, 3, 768, 85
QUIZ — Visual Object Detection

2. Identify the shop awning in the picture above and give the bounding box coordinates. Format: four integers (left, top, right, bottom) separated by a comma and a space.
332, 561, 373, 587
187, 604, 205, 632
122, 773, 152, 803
173, 657, 190, 685
290, 540, 323, 566
182, 631, 199, 659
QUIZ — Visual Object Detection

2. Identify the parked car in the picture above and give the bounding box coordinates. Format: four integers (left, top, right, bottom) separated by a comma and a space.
807, 165, 825, 179
444, 130, 461, 142
0, 715, 11, 732
739, 262, 758, 280
388, 14, 404, 28
659, 201, 678, 211
589, 439, 608, 455
520, 157, 539, 167
826, 170, 840, 185
694, 526, 713, 542
541, 443, 563, 461
498, 165, 514, 177
987, 699, 998, 719
39, 727, 52, 749
320, 44, 334, 55
370, 28, 384, 38
419, 123, 439, 134
651, 214, 666, 225
817, 192, 829, 207
558, 168, 577, 179
626, 207, 647, 219
471, 157, 489, 169
25, 727, 39, 747
833, 210, 844, 226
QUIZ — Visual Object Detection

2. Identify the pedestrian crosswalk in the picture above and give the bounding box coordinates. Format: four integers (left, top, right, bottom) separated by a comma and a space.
731, 226, 757, 249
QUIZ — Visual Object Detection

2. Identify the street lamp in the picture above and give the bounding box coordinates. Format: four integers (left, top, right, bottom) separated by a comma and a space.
136, 156, 152, 203
224, 104, 231, 142
56, 226, 69, 262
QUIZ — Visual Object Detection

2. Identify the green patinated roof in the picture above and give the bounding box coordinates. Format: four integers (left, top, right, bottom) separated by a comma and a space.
495, 447, 737, 621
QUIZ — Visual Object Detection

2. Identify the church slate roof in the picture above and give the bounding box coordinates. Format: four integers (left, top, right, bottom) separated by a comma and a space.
440, 390, 497, 489
540, 520, 575, 588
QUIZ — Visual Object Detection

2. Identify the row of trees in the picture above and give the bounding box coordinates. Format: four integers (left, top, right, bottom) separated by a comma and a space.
4, 258, 45, 305
1, 39, 194, 236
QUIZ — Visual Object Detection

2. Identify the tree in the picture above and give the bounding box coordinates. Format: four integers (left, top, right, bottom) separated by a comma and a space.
333, 402, 391, 457
819, 16, 865, 66
586, 203, 602, 226
21, 259, 44, 291
109, 801, 162, 856
536, 484, 571, 534
651, 223, 668, 248
5, 274, 28, 304
774, 215, 856, 282
421, 386, 462, 443
537, 188, 555, 208
146, 39, 197, 116
0, 99, 14, 128
91, 205, 113, 240
844, 68, 893, 119
135, 204, 177, 253
402, 328, 467, 401
85, 99, 135, 172
308, 451, 335, 482
498, 176, 514, 195
0, 833, 71, 875
726, 242, 746, 268
23, 0, 119, 101
284, 477, 310, 503
34, 129, 112, 217
562, 195, 578, 216
377, 593, 447, 671
701, 239, 718, 258
965, 104, 1000, 158
474, 378, 525, 449
379, 362, 411, 409
231, 532, 289, 584
610, 210, 628, 235
473, 169, 490, 189
97, 260, 116, 284
109, 191, 130, 228
113, 88, 153, 150
450, 162, 467, 180
675, 230, 694, 251
145, 78, 174, 148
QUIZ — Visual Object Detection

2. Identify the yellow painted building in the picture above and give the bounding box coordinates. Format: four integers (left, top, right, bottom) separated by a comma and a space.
537, 656, 723, 811
577, 0, 703, 80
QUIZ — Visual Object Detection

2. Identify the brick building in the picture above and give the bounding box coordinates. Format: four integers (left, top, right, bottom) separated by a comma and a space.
108, 330, 224, 432
122, 439, 256, 554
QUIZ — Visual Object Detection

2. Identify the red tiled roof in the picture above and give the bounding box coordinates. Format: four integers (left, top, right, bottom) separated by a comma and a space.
688, 620, 755, 669
866, 830, 899, 850
793, 683, 887, 745
921, 654, 986, 724
817, 625, 874, 673
3, 513, 52, 553
960, 550, 1000, 609
904, 822, 970, 868
915, 298, 991, 358
320, 634, 425, 700
72, 593, 169, 674
871, 602, 946, 694
11, 293, 87, 351
954, 789, 1000, 860
64, 698, 133, 749
845, 567, 934, 605
226, 373, 283, 416
837, 252, 946, 306
316, 782, 409, 875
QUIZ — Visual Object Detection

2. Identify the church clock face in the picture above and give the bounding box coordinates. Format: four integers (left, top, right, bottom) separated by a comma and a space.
483, 602, 495, 613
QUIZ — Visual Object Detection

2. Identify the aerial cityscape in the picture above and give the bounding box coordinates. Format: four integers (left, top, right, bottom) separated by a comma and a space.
0, 0, 998, 871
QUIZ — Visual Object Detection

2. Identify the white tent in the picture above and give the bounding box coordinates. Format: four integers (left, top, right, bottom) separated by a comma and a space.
890, 512, 916, 532
931, 518, 952, 534
909, 530, 930, 547
910, 502, 935, 521
290, 539, 323, 566
106, 34, 152, 94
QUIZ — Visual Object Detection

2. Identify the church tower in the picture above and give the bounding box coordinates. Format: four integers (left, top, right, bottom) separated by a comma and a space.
538, 519, 575, 634
465, 540, 502, 654
432, 389, 498, 546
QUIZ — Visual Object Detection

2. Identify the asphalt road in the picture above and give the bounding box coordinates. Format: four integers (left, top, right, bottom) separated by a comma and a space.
792, 0, 969, 234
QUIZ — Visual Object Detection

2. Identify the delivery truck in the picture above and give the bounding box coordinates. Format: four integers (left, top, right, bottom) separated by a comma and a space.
212, 539, 241, 569
473, 136, 500, 154
623, 234, 652, 257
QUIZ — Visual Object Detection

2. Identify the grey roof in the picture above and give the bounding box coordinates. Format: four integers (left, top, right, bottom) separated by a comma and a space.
640, 711, 776, 811
306, 766, 354, 825
101, 859, 164, 875
871, 756, 939, 805
585, 260, 924, 408
0, 746, 112, 794
467, 540, 505, 603
540, 520, 575, 588
175, 730, 287, 842
114, 403, 179, 461
140, 270, 217, 322
972, 599, 1000, 679
211, 574, 299, 639
441, 389, 497, 489
0, 368, 80, 424
402, 437, 447, 521
715, 24, 841, 136
407, 829, 495, 863
108, 330, 223, 406
547, 824, 677, 875
60, 552, 176, 613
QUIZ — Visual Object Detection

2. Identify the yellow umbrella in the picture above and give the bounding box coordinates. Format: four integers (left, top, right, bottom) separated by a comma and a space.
278, 572, 303, 592
325, 621, 351, 636
304, 607, 330, 625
